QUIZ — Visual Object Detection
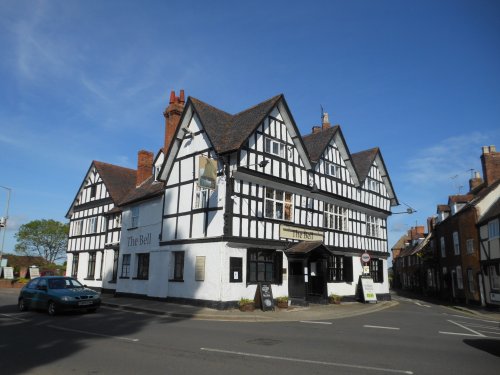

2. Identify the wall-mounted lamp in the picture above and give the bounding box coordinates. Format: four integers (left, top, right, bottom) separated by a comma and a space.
246, 160, 269, 168
392, 202, 417, 215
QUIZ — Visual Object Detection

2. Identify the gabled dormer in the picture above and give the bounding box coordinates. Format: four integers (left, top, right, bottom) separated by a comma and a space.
448, 194, 474, 216
436, 204, 451, 223
351, 147, 398, 207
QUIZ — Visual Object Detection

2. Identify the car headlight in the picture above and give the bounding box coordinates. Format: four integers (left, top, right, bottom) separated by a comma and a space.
60, 296, 73, 302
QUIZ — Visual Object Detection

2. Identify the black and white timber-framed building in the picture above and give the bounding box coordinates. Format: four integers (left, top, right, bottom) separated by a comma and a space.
66, 90, 399, 307
156, 92, 398, 307
66, 161, 136, 291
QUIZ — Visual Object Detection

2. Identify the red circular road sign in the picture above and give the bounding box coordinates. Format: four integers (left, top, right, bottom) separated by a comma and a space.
361, 252, 371, 263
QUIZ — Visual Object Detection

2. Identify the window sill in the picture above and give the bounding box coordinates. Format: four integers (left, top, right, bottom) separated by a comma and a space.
132, 277, 149, 281
119, 276, 130, 279
169, 279, 184, 282
127, 227, 138, 231
84, 277, 95, 280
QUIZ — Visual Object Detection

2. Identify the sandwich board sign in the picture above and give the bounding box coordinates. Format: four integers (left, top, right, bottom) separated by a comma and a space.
360, 276, 377, 303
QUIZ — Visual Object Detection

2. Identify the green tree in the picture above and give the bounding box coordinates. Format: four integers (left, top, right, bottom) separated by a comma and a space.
15, 219, 69, 264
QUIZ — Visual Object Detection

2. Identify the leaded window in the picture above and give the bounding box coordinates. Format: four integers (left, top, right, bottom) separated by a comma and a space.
264, 188, 293, 221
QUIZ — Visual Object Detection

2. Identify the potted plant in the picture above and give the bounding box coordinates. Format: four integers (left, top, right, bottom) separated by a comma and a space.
276, 296, 289, 309
329, 294, 342, 304
238, 298, 255, 312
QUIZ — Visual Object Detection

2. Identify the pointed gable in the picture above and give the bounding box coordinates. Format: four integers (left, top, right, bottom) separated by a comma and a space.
160, 94, 313, 180
66, 161, 136, 218
302, 125, 360, 186
190, 94, 283, 154
351, 148, 398, 206
351, 148, 379, 183
93, 161, 136, 203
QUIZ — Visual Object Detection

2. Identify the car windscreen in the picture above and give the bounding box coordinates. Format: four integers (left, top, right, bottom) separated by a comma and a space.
48, 278, 84, 289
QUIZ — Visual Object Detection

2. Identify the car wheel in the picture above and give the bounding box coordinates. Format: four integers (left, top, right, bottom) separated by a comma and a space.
18, 298, 28, 312
47, 301, 57, 316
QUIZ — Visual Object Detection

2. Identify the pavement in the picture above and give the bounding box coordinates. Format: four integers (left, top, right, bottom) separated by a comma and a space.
100, 291, 500, 322
100, 293, 399, 322
4, 286, 499, 322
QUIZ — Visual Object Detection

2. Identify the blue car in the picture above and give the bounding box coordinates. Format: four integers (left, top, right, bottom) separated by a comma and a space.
18, 276, 101, 315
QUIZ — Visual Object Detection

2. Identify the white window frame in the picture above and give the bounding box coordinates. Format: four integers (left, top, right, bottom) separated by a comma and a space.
440, 237, 446, 258
367, 178, 380, 193
194, 186, 210, 209
456, 265, 463, 289
453, 231, 460, 255
325, 162, 339, 178
264, 137, 285, 158
74, 220, 83, 236
466, 239, 474, 254
366, 215, 380, 237
467, 268, 475, 293
488, 219, 499, 239
264, 188, 293, 221
131, 206, 139, 228
87, 217, 98, 234
489, 265, 500, 290
324, 204, 348, 231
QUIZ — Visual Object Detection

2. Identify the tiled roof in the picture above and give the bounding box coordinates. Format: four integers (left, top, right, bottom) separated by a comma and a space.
191, 95, 283, 154
448, 194, 475, 204
119, 176, 164, 206
437, 204, 450, 212
284, 241, 329, 255
351, 148, 379, 183
302, 126, 340, 162
93, 161, 137, 204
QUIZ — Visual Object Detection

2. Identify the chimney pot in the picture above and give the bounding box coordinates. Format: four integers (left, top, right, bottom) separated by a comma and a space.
322, 112, 331, 130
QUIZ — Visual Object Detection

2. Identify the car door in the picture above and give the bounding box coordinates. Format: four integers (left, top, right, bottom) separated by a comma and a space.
32, 278, 49, 309
21, 278, 39, 307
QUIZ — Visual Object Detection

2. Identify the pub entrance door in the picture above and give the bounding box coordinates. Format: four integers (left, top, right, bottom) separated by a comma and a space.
285, 241, 331, 305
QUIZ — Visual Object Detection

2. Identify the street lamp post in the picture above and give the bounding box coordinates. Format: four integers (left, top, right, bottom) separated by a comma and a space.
0, 185, 12, 263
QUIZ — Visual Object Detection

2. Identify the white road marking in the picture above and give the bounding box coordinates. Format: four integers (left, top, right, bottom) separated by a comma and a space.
47, 325, 139, 342
439, 320, 485, 337
0, 313, 29, 322
200, 347, 413, 374
444, 313, 498, 324
300, 321, 332, 325
364, 325, 400, 330
415, 302, 431, 308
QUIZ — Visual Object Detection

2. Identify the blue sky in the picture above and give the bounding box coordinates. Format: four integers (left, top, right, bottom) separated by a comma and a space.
1, 0, 499, 258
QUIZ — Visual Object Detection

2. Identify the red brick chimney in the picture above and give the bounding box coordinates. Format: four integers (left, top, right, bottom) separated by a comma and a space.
481, 145, 500, 187
136, 150, 154, 187
468, 171, 483, 192
322, 112, 331, 130
312, 126, 321, 134
163, 89, 185, 155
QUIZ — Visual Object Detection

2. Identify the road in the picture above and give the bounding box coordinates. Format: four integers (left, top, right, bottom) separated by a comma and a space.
1, 289, 499, 374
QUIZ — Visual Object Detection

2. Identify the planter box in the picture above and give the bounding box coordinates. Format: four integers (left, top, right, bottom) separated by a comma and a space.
277, 301, 289, 309
239, 303, 255, 312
